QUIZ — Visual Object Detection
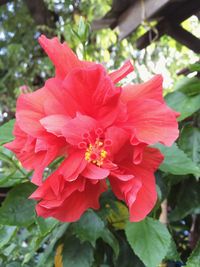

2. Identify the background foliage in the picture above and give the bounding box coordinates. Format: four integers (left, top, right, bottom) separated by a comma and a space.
0, 1, 200, 266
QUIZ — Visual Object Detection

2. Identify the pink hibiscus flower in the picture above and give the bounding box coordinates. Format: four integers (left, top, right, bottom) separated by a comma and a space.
5, 35, 179, 222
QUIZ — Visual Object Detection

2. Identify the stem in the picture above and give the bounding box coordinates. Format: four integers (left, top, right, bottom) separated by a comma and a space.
159, 199, 168, 225
0, 152, 27, 176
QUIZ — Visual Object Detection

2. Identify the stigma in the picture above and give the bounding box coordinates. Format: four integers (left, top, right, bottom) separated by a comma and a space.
85, 140, 108, 166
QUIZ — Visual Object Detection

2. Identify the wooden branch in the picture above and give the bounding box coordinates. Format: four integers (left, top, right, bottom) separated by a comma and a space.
92, 0, 132, 31
117, 0, 170, 40
24, 0, 58, 28
159, 199, 168, 225
167, 24, 200, 54
0, 193, 7, 197
177, 60, 200, 76
136, 21, 166, 49
136, 0, 200, 50
137, 22, 200, 53
189, 215, 200, 249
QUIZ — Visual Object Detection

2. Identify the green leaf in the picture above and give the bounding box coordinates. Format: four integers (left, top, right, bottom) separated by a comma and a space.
165, 91, 200, 121
189, 62, 200, 72
169, 179, 200, 221
125, 217, 171, 267
23, 235, 44, 265
72, 210, 119, 256
62, 236, 94, 267
0, 146, 28, 187
36, 217, 59, 236
165, 238, 180, 261
174, 77, 200, 96
116, 234, 144, 267
155, 143, 200, 177
99, 192, 129, 230
5, 262, 22, 267
0, 182, 36, 227
0, 225, 17, 249
0, 119, 15, 145
164, 174, 189, 185
106, 201, 129, 230
77, 17, 90, 43
178, 126, 200, 167
185, 239, 200, 267
37, 223, 68, 267
101, 229, 119, 258
73, 210, 104, 246
0, 171, 27, 188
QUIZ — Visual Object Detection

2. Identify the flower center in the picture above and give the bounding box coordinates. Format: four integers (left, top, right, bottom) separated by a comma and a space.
78, 128, 112, 167
85, 140, 108, 166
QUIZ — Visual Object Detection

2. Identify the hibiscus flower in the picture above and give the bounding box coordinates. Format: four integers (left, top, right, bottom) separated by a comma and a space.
5, 35, 179, 222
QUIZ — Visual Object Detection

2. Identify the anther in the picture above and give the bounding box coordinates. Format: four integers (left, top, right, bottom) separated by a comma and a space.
104, 139, 112, 147
82, 132, 90, 139
95, 128, 103, 137
78, 141, 87, 149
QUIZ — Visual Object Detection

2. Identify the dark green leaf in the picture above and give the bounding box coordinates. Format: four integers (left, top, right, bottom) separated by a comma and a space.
116, 233, 144, 267
62, 236, 94, 267
164, 174, 189, 185
0, 182, 36, 227
72, 210, 119, 256
155, 143, 200, 176
73, 210, 104, 246
0, 119, 15, 145
178, 126, 200, 167
101, 229, 119, 258
125, 217, 171, 267
165, 91, 200, 121
169, 179, 200, 221
185, 239, 200, 267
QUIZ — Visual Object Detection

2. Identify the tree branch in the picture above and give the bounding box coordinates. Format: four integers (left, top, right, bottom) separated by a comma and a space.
24, 0, 58, 28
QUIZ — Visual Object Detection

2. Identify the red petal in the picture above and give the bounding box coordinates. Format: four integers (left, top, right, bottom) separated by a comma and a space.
121, 74, 164, 103
82, 163, 109, 180
59, 151, 87, 181
62, 114, 97, 145
110, 172, 134, 181
105, 126, 129, 156
131, 141, 147, 165
62, 64, 121, 127
126, 99, 179, 146
109, 60, 134, 84
129, 147, 164, 221
110, 146, 164, 221
38, 35, 85, 79
109, 177, 142, 205
43, 78, 71, 115
16, 87, 48, 137
40, 114, 69, 136
34, 179, 107, 222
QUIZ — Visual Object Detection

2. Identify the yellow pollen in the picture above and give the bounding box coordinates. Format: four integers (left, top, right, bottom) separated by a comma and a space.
84, 141, 107, 166
101, 150, 107, 158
